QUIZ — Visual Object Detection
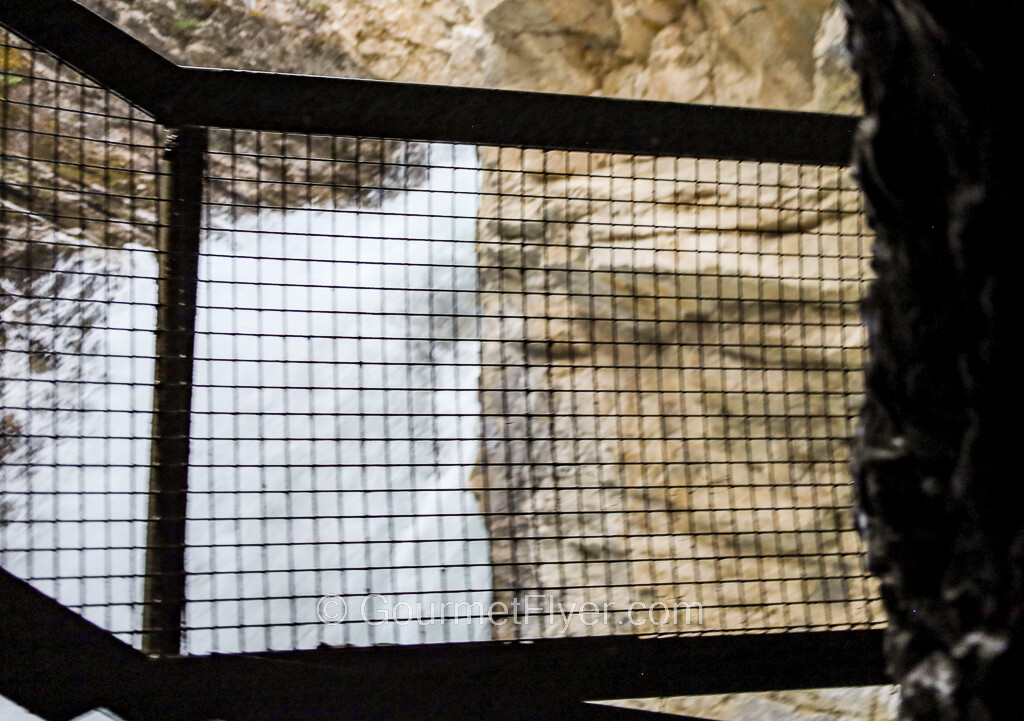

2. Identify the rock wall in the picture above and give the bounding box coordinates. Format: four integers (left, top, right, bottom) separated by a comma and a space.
477, 0, 834, 105
75, 0, 861, 112
471, 151, 887, 718
222, 0, 859, 112
79, 0, 364, 77
473, 149, 874, 635
457, 4, 886, 718
106, 0, 856, 113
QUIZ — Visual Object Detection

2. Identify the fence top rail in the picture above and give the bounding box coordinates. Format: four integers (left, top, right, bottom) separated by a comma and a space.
0, 0, 859, 165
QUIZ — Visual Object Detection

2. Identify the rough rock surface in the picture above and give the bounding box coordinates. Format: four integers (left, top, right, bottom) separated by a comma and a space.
471, 149, 889, 720
606, 686, 899, 720
193, 0, 860, 112
446, 2, 880, 719
814, 2, 862, 114
473, 149, 873, 635
79, 0, 365, 77
90, 0, 858, 113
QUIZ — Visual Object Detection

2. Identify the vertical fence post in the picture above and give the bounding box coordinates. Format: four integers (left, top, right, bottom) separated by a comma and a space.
142, 126, 207, 656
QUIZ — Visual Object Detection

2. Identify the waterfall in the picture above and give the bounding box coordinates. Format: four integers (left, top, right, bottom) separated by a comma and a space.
0, 143, 490, 657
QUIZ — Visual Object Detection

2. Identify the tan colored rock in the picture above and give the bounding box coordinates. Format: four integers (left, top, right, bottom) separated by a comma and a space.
607, 685, 899, 720
82, 0, 365, 77
321, 0, 481, 84
463, 5, 886, 717
636, 0, 685, 29
472, 149, 880, 640
814, 2, 863, 114
90, 0, 858, 112
473, 0, 620, 93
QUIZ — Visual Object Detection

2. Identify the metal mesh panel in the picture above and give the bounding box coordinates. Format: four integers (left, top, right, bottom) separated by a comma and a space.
1, 28, 162, 647
1, 23, 883, 658
474, 149, 878, 639
185, 132, 486, 652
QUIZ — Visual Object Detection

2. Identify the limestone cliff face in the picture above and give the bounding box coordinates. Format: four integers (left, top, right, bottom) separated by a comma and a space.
814, 3, 862, 114
203, 0, 858, 112
477, 0, 836, 107
454, 5, 883, 719
74, 0, 862, 112
474, 150, 874, 629
103, 0, 857, 112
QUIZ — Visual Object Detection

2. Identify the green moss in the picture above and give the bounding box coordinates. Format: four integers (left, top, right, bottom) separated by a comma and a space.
54, 162, 84, 184
170, 17, 202, 35
1, 47, 29, 99
297, 0, 330, 20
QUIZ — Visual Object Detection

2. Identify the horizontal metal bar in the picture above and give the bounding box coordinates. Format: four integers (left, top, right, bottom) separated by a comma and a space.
137, 630, 886, 721
1, 0, 858, 165
259, 629, 889, 699
0, 571, 886, 721
171, 68, 858, 165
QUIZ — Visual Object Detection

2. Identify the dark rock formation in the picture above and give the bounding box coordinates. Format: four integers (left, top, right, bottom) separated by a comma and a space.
847, 1, 1024, 718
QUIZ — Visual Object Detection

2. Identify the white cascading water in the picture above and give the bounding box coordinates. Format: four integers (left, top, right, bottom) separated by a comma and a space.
0, 144, 490, 667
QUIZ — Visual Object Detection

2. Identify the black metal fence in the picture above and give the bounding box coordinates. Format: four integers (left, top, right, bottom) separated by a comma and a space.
1, 1, 884, 719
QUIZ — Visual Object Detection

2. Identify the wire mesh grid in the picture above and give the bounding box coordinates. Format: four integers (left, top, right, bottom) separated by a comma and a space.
1, 28, 162, 646
184, 131, 486, 652
1, 24, 883, 657
474, 147, 878, 641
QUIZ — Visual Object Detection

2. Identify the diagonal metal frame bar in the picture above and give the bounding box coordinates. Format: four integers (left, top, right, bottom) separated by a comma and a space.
2, 568, 886, 721
0, 569, 150, 721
